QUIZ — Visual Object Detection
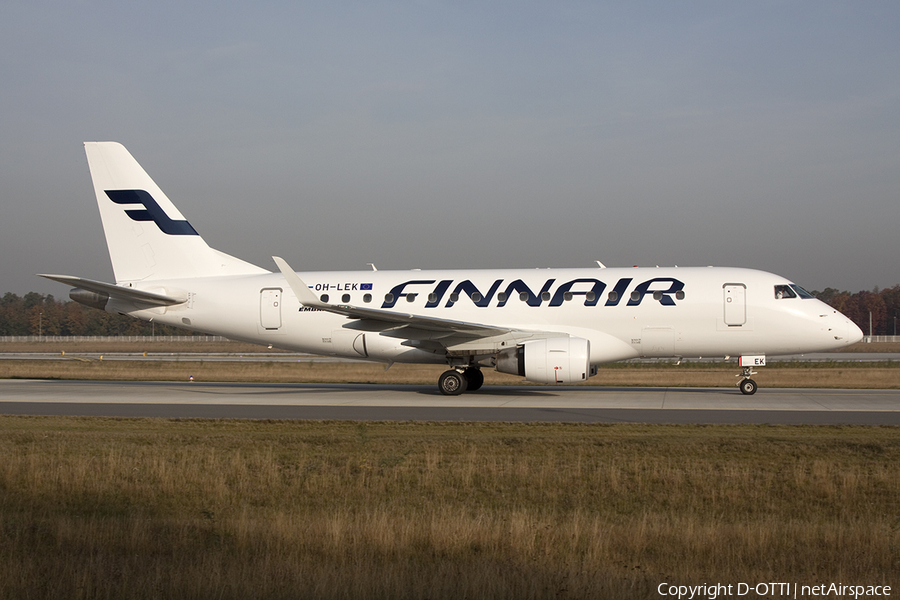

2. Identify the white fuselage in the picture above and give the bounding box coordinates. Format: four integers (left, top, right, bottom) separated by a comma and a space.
113, 266, 862, 366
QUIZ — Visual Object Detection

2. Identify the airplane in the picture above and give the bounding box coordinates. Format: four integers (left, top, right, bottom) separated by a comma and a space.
41, 142, 864, 396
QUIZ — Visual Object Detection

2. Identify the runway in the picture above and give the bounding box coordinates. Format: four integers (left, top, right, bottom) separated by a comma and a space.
1, 379, 898, 424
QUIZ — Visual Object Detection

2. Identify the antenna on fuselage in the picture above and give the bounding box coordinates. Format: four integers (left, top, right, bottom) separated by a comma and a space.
595, 261, 606, 268
367, 263, 377, 271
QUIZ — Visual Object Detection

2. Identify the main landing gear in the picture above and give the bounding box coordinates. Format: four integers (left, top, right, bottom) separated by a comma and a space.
438, 366, 484, 396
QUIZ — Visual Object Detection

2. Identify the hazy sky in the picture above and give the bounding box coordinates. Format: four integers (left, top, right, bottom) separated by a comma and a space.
2, 1, 898, 297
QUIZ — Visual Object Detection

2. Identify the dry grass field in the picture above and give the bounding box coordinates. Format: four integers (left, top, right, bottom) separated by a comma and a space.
0, 417, 897, 599
2, 339, 898, 354
2, 358, 899, 389
2, 340, 898, 390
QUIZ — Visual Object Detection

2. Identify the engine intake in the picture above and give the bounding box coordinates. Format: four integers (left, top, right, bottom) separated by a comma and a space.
496, 337, 591, 384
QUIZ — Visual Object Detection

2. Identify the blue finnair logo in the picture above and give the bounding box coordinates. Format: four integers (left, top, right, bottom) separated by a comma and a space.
379, 277, 686, 309
106, 190, 198, 236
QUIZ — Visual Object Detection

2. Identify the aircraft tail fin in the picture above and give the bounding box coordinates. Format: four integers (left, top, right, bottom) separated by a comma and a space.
84, 142, 267, 283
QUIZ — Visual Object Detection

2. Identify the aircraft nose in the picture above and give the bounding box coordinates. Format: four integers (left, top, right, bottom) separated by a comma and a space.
847, 320, 864, 344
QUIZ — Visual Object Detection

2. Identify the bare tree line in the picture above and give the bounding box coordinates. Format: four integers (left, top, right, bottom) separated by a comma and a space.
0, 292, 188, 337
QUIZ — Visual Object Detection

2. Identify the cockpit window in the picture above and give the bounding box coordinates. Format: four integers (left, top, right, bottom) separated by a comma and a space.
789, 284, 815, 299
774, 285, 796, 299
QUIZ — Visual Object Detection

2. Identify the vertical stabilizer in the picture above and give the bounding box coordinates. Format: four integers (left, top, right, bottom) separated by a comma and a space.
84, 142, 267, 282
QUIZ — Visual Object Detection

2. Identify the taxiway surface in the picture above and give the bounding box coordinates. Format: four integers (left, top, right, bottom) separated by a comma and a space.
1, 380, 898, 425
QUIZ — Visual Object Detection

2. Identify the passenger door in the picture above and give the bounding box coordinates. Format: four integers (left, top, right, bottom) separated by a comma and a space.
260, 288, 282, 330
723, 284, 746, 326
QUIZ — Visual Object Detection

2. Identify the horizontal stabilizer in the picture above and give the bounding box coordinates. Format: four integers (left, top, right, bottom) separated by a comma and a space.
38, 274, 187, 306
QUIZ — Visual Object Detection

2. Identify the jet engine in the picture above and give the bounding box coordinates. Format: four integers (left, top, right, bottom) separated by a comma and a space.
495, 337, 591, 384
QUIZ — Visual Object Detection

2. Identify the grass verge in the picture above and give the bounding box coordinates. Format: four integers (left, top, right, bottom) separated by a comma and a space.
1, 358, 899, 388
3, 340, 898, 353
0, 417, 897, 599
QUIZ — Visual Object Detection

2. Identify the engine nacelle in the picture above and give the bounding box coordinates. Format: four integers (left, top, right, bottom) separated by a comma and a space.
495, 337, 592, 384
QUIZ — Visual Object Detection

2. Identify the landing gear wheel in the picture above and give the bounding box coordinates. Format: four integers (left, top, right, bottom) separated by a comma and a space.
438, 370, 468, 396
463, 367, 484, 392
739, 378, 758, 395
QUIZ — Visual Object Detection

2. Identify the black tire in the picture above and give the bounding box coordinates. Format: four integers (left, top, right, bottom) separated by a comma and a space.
438, 370, 468, 396
739, 378, 758, 395
463, 367, 484, 392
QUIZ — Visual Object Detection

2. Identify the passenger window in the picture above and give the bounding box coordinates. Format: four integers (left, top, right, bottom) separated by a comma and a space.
342, 294, 350, 303
774, 285, 796, 299
363, 293, 372, 303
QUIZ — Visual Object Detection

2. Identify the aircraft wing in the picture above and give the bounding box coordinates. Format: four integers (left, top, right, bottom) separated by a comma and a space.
273, 257, 559, 351
38, 274, 187, 306
305, 302, 507, 337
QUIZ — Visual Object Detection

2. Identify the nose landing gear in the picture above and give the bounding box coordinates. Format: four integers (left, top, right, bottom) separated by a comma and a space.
738, 372, 758, 395
736, 355, 765, 395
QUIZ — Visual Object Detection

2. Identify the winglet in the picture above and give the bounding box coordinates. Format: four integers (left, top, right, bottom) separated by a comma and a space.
272, 257, 323, 307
